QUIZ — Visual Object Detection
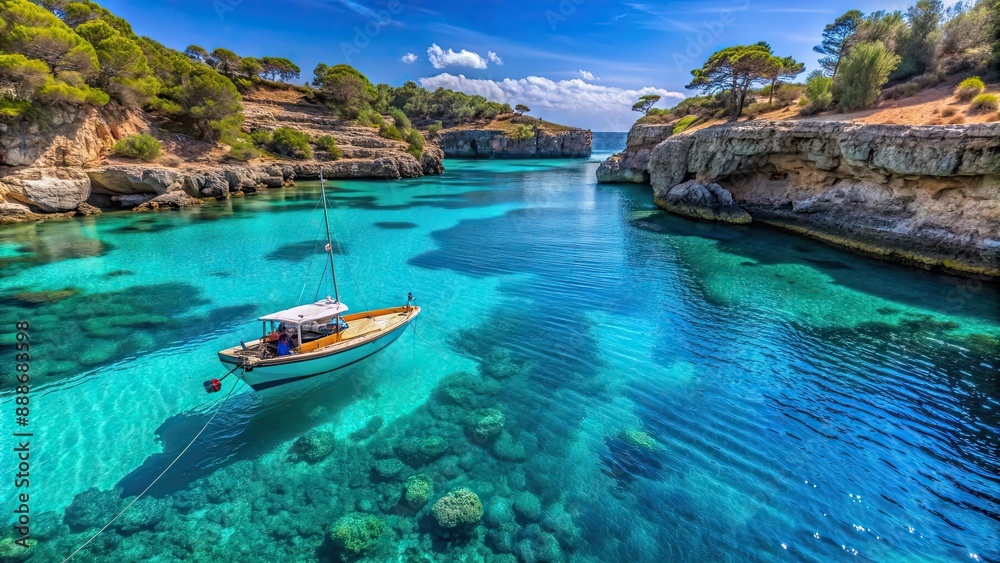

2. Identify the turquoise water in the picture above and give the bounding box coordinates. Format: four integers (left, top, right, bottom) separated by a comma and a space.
1, 133, 998, 561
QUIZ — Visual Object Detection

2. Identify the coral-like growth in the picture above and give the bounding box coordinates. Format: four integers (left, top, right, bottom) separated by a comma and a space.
330, 512, 385, 555
404, 474, 433, 508
432, 488, 484, 528
0, 536, 37, 562
395, 436, 448, 467
291, 429, 335, 463
63, 488, 123, 532
466, 408, 506, 443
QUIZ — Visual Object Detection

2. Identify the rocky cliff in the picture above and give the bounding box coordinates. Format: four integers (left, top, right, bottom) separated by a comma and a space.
439, 126, 592, 158
596, 123, 673, 183
641, 121, 1000, 278
0, 91, 446, 221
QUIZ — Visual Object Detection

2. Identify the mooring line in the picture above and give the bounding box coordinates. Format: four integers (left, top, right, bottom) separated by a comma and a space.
63, 376, 246, 562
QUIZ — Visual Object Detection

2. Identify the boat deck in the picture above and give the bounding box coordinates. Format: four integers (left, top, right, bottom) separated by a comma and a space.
221, 306, 418, 364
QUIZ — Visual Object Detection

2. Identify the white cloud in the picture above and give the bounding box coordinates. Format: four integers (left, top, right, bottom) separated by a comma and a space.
419, 73, 684, 130
400, 52, 418, 64
488, 51, 503, 65
427, 44, 489, 69
579, 69, 596, 81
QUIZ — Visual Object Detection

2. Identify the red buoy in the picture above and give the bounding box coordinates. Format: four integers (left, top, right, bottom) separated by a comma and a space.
203, 379, 222, 393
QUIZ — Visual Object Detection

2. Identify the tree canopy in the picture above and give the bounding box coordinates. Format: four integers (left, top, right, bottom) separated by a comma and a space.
814, 10, 863, 76
631, 94, 661, 115
687, 43, 781, 120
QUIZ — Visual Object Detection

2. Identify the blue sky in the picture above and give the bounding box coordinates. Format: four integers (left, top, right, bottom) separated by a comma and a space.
102, 0, 926, 130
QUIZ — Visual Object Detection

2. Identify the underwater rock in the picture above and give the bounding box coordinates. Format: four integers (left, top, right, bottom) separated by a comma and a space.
432, 488, 484, 528
201, 460, 255, 504
329, 512, 384, 555
434, 371, 500, 408
513, 492, 543, 523
404, 474, 433, 509
486, 526, 517, 554
480, 348, 528, 380
484, 497, 515, 528
0, 536, 37, 562
64, 488, 124, 532
486, 554, 519, 563
622, 428, 657, 451
114, 497, 167, 535
8, 287, 81, 305
291, 429, 336, 463
465, 408, 506, 443
395, 436, 449, 467
491, 432, 528, 462
372, 458, 405, 481
350, 416, 384, 441
515, 531, 563, 563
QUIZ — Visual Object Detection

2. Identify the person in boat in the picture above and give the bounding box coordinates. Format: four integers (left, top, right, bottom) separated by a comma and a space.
276, 333, 293, 356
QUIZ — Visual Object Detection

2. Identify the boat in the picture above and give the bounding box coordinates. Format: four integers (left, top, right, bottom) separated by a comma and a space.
210, 173, 420, 392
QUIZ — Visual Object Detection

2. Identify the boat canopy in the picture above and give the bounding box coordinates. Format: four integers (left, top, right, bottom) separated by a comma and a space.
259, 298, 349, 325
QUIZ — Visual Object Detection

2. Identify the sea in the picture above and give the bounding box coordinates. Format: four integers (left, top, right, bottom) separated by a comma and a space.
0, 132, 997, 561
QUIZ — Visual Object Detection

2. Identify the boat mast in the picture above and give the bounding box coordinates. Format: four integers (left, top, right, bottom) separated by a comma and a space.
319, 170, 341, 305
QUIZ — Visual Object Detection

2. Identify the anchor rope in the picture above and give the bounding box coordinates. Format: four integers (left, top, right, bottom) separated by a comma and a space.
62, 374, 246, 562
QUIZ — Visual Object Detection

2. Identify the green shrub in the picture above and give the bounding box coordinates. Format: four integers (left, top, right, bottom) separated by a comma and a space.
913, 73, 941, 89
270, 126, 312, 159
427, 121, 443, 135
956, 77, 986, 101
901, 81, 922, 97
834, 41, 901, 112
672, 115, 698, 135
249, 129, 272, 146
356, 107, 384, 127
314, 135, 342, 159
388, 107, 411, 130
403, 128, 424, 158
803, 70, 833, 114
227, 139, 260, 161
743, 102, 779, 117
379, 123, 402, 140
112, 133, 161, 162
0, 96, 38, 120
510, 124, 534, 141
970, 93, 999, 113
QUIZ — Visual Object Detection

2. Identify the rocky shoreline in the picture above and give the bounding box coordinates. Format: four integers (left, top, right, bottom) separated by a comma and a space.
599, 120, 1000, 279
438, 127, 592, 159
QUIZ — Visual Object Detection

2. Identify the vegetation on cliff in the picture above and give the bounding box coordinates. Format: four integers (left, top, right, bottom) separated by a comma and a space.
633, 0, 998, 132
0, 0, 527, 168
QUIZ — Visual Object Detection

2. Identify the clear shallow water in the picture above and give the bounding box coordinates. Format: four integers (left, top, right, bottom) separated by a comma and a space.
1, 133, 998, 561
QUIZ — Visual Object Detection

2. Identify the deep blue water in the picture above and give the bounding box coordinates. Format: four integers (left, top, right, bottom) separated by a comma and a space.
0, 132, 998, 562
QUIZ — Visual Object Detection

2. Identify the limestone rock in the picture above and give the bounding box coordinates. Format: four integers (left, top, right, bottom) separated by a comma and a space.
133, 191, 203, 211
0, 167, 91, 212
438, 127, 591, 158
643, 121, 1000, 278
656, 180, 752, 225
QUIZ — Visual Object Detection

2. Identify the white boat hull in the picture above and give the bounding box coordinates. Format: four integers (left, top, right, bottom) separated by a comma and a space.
218, 307, 417, 391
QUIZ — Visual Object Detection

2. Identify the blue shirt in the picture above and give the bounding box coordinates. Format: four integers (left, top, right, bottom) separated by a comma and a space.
277, 341, 292, 356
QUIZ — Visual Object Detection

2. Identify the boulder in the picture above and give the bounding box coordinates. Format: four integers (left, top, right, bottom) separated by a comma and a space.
133, 191, 203, 211
0, 167, 91, 212
655, 180, 752, 225
87, 166, 184, 195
